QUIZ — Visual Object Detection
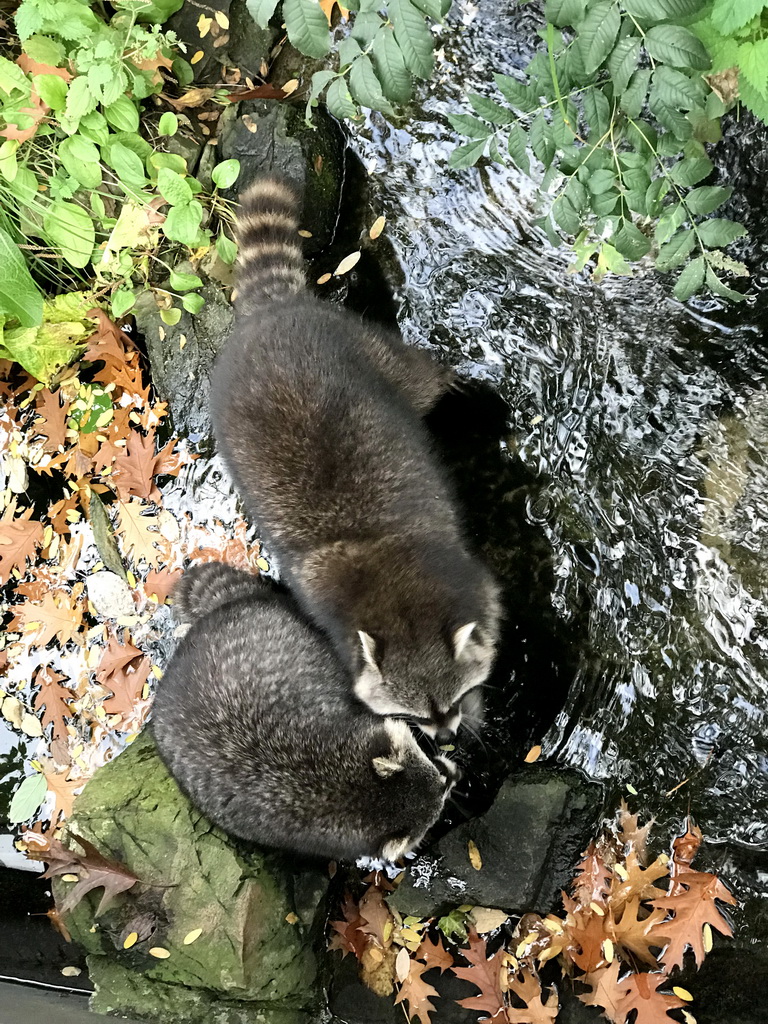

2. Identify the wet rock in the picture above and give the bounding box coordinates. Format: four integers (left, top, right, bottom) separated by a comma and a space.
389, 767, 600, 919
226, 0, 275, 80
57, 732, 320, 1024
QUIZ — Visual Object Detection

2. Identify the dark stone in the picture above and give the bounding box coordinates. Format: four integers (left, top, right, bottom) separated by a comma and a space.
226, 0, 275, 79
390, 767, 601, 919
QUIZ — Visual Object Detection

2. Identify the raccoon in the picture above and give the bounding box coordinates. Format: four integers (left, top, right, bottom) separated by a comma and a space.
211, 178, 501, 738
152, 563, 456, 861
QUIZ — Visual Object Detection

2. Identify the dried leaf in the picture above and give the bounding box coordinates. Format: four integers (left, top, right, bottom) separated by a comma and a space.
334, 251, 361, 276
35, 389, 70, 452
39, 833, 139, 914
32, 666, 75, 739
653, 870, 735, 971
618, 972, 687, 1024
468, 839, 482, 870
416, 933, 454, 973
454, 929, 506, 1019
608, 898, 670, 967
506, 968, 559, 1024
0, 507, 44, 584
524, 744, 542, 763
369, 215, 386, 240
394, 957, 439, 1024
115, 499, 167, 568
144, 567, 183, 604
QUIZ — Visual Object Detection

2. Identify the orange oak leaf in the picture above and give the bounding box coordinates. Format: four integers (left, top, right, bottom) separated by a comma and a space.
35, 389, 71, 452
609, 850, 670, 914
96, 634, 144, 686
41, 761, 84, 825
607, 898, 670, 967
153, 437, 186, 479
572, 840, 613, 908
506, 969, 558, 1024
144, 567, 183, 604
38, 833, 139, 915
83, 309, 135, 371
115, 499, 167, 567
669, 820, 703, 891
579, 962, 634, 1023
101, 655, 152, 718
617, 802, 653, 862
33, 665, 76, 740
454, 929, 506, 1021
358, 884, 393, 946
328, 891, 367, 958
416, 934, 454, 973
616, 971, 686, 1024
189, 517, 260, 571
394, 957, 440, 1024
112, 430, 161, 502
562, 894, 609, 973
0, 507, 44, 584
47, 492, 82, 535
653, 869, 736, 971
11, 585, 86, 648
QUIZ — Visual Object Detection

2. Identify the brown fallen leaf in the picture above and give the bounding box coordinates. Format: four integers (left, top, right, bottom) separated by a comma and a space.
454, 928, 506, 1019
37, 833, 139, 915
33, 665, 76, 740
416, 933, 454, 973
0, 506, 44, 584
225, 83, 287, 102
507, 968, 559, 1024
394, 957, 439, 1024
468, 839, 482, 870
144, 567, 183, 604
35, 389, 70, 452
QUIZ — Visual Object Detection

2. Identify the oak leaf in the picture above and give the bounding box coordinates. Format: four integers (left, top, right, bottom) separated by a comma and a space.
506, 969, 558, 1024
83, 309, 135, 370
47, 492, 81, 535
579, 962, 633, 1023
562, 895, 609, 973
328, 891, 367, 958
33, 665, 75, 739
144, 567, 183, 604
608, 898, 670, 967
115, 499, 167, 567
572, 840, 613, 908
617, 971, 686, 1024
11, 585, 86, 648
358, 884, 393, 946
610, 850, 669, 914
0, 506, 44, 583
394, 957, 440, 1024
39, 833, 139, 915
35, 389, 70, 452
112, 430, 162, 502
416, 934, 454, 973
653, 870, 736, 971
454, 929, 506, 1020
617, 802, 653, 863
669, 821, 703, 889
41, 761, 83, 825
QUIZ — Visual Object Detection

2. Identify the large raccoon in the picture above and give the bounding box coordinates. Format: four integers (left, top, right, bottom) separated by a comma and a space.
152, 563, 456, 861
211, 178, 501, 738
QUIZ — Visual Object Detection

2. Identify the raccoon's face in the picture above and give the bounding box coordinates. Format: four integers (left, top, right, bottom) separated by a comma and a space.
353, 623, 493, 739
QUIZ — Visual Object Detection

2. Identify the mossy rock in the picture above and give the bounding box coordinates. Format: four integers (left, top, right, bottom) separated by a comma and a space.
56, 732, 320, 1024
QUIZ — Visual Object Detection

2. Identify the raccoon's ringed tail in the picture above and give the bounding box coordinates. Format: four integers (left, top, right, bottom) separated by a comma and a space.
235, 177, 306, 306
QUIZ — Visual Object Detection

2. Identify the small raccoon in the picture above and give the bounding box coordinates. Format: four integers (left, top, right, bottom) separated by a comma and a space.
211, 178, 501, 737
152, 563, 456, 861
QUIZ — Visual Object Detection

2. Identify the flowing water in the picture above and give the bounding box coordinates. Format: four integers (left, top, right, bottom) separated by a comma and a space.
342, 0, 768, 952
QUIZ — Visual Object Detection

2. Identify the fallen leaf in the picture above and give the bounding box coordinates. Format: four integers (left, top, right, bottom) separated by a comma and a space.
35, 389, 70, 452
454, 929, 506, 1019
416, 933, 454, 973
608, 897, 670, 967
572, 841, 613, 908
617, 971, 687, 1024
10, 585, 86, 648
507, 968, 559, 1024
394, 957, 439, 1024
0, 506, 44, 584
471, 907, 509, 934
41, 762, 84, 825
115, 499, 167, 568
38, 833, 139, 915
524, 744, 542, 763
144, 567, 183, 604
369, 215, 386, 239
653, 870, 736, 971
468, 839, 482, 870
334, 251, 361, 276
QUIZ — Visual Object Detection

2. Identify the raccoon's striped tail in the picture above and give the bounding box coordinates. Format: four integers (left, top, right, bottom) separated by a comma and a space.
234, 178, 306, 309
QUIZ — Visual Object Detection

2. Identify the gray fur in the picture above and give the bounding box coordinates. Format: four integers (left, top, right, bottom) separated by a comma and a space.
152, 564, 455, 861
211, 178, 501, 734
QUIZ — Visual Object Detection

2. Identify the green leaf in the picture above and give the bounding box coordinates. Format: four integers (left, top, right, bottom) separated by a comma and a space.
211, 158, 241, 189
507, 124, 530, 175
652, 67, 704, 111
620, 69, 651, 119
246, 0, 281, 27
711, 0, 765, 35
339, 37, 362, 66
104, 95, 140, 133
673, 255, 705, 300
0, 55, 29, 95
613, 219, 651, 259
608, 36, 641, 95
669, 155, 712, 186
149, 152, 188, 176
170, 269, 204, 292
737, 40, 768, 96
78, 110, 109, 147
23, 35, 65, 65
0, 139, 18, 183
448, 138, 487, 169
446, 113, 494, 139
33, 73, 68, 110
587, 168, 617, 194
157, 167, 193, 206
468, 93, 515, 125
493, 73, 535, 112
372, 26, 412, 105
172, 57, 194, 87
283, 0, 330, 60
182, 292, 205, 314
645, 178, 669, 217
326, 78, 359, 120
0, 227, 43, 326
389, 0, 434, 79
656, 228, 695, 270
9, 166, 38, 206
697, 219, 747, 247
410, 0, 442, 19
159, 111, 179, 136
649, 95, 693, 140
59, 135, 102, 189
8, 773, 47, 824
553, 195, 581, 235
655, 202, 686, 244
107, 142, 147, 189
216, 233, 237, 264
163, 200, 205, 246
582, 87, 611, 138
530, 112, 555, 168
739, 74, 768, 125
64, 75, 96, 121
160, 307, 182, 326
705, 266, 745, 301
111, 287, 136, 318
544, 0, 587, 27
43, 201, 95, 269
349, 54, 395, 114
624, 0, 702, 18
577, 0, 620, 75
305, 68, 336, 119
551, 99, 579, 148
644, 25, 710, 70
598, 242, 632, 277
686, 185, 732, 215
88, 488, 127, 580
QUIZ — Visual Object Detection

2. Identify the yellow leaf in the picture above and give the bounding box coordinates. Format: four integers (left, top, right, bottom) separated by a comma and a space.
470, 907, 509, 933
703, 922, 713, 952
183, 928, 203, 944
298, 229, 313, 238
602, 938, 614, 962
317, 273, 332, 285
123, 932, 138, 949
673, 987, 694, 1002
395, 945, 411, 982
191, 51, 204, 65
214, 10, 229, 27
524, 744, 542, 763
197, 14, 212, 36
468, 839, 482, 870
334, 251, 361, 276
282, 79, 299, 96
61, 873, 79, 883
149, 947, 171, 959
256, 556, 269, 571
61, 966, 81, 977
285, 913, 299, 925
369, 215, 386, 240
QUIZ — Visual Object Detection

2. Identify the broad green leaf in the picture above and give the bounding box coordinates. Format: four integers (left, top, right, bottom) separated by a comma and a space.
163, 201, 205, 246
283, 0, 330, 60
111, 288, 136, 318
613, 220, 651, 260
551, 99, 579, 148
305, 69, 336, 120
448, 138, 486, 169
104, 95, 140, 133
158, 111, 178, 136
107, 142, 147, 189
587, 168, 616, 194
9, 166, 38, 205
43, 201, 95, 268
149, 152, 188, 176
705, 266, 745, 302
246, 0, 280, 27
212, 159, 241, 189
737, 40, 768, 97
565, 177, 588, 212
78, 110, 109, 147
655, 202, 686, 244
372, 27, 412, 105
446, 113, 494, 139
65, 75, 97, 121
576, 1, 620, 75
0, 226, 43, 326
33, 73, 68, 110
582, 87, 611, 138
173, 57, 194, 87
591, 189, 619, 216
468, 93, 515, 125
170, 269, 204, 292
160, 307, 182, 326
529, 112, 555, 168
624, 0, 701, 18
23, 35, 65, 65
645, 178, 669, 217
8, 773, 47, 824
157, 167, 193, 206
507, 124, 530, 175
620, 69, 651, 119
326, 78, 359, 120
608, 36, 640, 95
686, 185, 732, 216
410, 0, 442, 19
339, 37, 363, 66
0, 140, 18, 182
625, 189, 648, 216
59, 135, 102, 189
0, 55, 29, 95
697, 219, 747, 247
739, 75, 768, 125
652, 67, 704, 111
389, 0, 434, 79
351, 10, 382, 44
655, 228, 695, 270
182, 292, 205, 314
349, 54, 395, 114
711, 0, 765, 35
493, 73, 535, 112
216, 233, 238, 264
597, 242, 632, 277
544, 0, 587, 27
2, 306, 89, 382
644, 25, 710, 70
673, 255, 705, 300
669, 155, 712, 186
553, 196, 581, 235
649, 95, 693, 140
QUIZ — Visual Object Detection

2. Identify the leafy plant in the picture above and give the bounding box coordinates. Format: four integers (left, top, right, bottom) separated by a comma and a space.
246, 0, 451, 122
0, 0, 240, 382
447, 0, 755, 301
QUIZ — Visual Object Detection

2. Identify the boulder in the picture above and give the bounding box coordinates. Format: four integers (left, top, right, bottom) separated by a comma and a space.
57, 733, 321, 1024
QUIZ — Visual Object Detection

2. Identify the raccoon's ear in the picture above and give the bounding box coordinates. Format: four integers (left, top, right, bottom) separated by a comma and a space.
452, 622, 478, 660
358, 630, 383, 671
372, 756, 405, 778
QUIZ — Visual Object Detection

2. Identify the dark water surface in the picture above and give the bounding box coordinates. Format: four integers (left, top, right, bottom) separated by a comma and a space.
344, 0, 768, 945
